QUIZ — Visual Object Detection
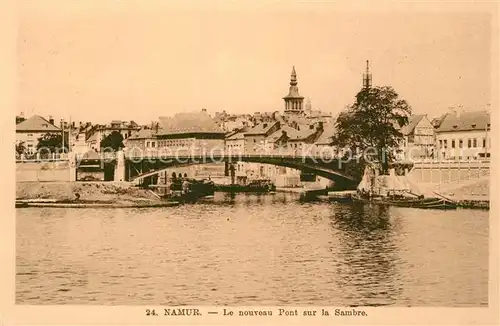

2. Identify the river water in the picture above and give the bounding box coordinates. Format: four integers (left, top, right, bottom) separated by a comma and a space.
16, 192, 489, 306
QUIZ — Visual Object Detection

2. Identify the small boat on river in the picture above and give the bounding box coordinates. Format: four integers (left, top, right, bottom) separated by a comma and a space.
215, 179, 276, 193
352, 192, 458, 210
161, 178, 216, 203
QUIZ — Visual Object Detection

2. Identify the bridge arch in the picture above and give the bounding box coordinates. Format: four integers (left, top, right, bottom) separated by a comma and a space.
125, 155, 358, 190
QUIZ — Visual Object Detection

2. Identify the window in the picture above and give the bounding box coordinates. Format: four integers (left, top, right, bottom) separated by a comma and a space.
443, 140, 447, 149
483, 138, 486, 148
151, 142, 156, 148
468, 139, 472, 148
473, 138, 477, 148
459, 139, 463, 148
146, 141, 150, 147
439, 140, 443, 148
451, 140, 455, 148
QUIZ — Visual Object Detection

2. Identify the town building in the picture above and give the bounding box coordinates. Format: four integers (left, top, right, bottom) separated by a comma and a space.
399, 114, 435, 160
155, 109, 226, 155
312, 122, 337, 156
434, 109, 491, 160
225, 128, 247, 155
285, 122, 324, 153
16, 115, 62, 154
71, 122, 93, 154
85, 120, 141, 152
152, 109, 227, 179
243, 121, 281, 154
125, 128, 159, 151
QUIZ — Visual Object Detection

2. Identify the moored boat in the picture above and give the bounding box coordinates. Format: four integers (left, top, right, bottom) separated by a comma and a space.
163, 178, 216, 203
215, 179, 276, 193
352, 194, 457, 210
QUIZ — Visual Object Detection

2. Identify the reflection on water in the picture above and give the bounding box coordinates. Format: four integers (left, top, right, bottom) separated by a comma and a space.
16, 193, 488, 306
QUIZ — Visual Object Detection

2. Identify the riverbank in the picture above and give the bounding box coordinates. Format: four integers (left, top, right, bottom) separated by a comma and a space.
16, 181, 164, 206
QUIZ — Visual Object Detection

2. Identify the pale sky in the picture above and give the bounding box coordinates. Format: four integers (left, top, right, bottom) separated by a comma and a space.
17, 1, 496, 124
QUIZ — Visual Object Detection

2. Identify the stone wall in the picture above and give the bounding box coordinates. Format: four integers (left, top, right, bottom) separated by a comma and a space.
16, 162, 74, 182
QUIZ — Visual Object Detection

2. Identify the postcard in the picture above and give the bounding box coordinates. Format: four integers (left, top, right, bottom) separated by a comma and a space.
1, 1, 499, 325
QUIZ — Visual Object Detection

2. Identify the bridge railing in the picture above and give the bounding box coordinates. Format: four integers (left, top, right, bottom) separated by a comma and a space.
123, 150, 342, 161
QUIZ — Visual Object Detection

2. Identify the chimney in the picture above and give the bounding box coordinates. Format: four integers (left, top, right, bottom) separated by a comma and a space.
49, 115, 54, 125
201, 108, 207, 113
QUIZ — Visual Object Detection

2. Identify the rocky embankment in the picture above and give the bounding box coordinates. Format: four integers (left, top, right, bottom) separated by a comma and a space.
16, 181, 161, 205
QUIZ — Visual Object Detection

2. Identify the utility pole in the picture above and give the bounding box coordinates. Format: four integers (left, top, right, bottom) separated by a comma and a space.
61, 119, 65, 156
68, 115, 72, 154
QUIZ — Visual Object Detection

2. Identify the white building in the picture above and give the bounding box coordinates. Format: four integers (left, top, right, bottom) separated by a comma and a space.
434, 110, 491, 160
16, 115, 62, 154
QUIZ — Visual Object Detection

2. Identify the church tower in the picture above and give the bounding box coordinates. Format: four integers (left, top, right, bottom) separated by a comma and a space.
362, 60, 372, 89
283, 66, 305, 115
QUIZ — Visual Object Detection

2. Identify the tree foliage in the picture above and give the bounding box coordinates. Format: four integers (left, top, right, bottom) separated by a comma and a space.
15, 141, 26, 155
37, 133, 68, 153
100, 131, 124, 152
331, 86, 411, 174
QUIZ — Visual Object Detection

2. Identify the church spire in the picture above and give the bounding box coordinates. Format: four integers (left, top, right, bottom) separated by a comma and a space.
363, 60, 372, 89
283, 66, 305, 115
290, 66, 297, 86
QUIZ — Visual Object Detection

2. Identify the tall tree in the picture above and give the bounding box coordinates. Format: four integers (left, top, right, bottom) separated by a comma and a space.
331, 86, 411, 174
37, 133, 68, 155
100, 131, 124, 152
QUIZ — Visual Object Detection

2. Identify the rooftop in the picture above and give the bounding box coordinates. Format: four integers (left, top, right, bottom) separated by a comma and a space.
286, 124, 323, 141
128, 128, 158, 140
401, 114, 425, 136
244, 121, 279, 136
158, 110, 225, 135
436, 110, 490, 133
16, 115, 60, 132
314, 123, 337, 145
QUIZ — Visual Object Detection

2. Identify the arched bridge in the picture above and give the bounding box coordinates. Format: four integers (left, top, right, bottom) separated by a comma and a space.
122, 153, 359, 190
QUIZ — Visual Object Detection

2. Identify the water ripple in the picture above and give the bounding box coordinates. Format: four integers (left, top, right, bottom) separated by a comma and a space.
16, 193, 488, 306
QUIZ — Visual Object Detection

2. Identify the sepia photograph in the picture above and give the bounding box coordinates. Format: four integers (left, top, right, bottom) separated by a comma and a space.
2, 0, 499, 324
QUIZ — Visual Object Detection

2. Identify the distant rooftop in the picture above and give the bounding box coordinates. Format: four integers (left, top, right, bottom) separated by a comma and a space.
244, 121, 279, 136
16, 115, 60, 132
128, 128, 157, 140
314, 123, 337, 145
401, 114, 425, 136
158, 110, 224, 135
436, 110, 490, 133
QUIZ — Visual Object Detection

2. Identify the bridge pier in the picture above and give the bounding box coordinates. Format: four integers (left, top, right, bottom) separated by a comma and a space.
114, 150, 126, 182
69, 152, 77, 182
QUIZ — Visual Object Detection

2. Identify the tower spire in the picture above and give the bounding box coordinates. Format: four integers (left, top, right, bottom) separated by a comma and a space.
283, 66, 305, 115
363, 60, 372, 89
290, 66, 297, 86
